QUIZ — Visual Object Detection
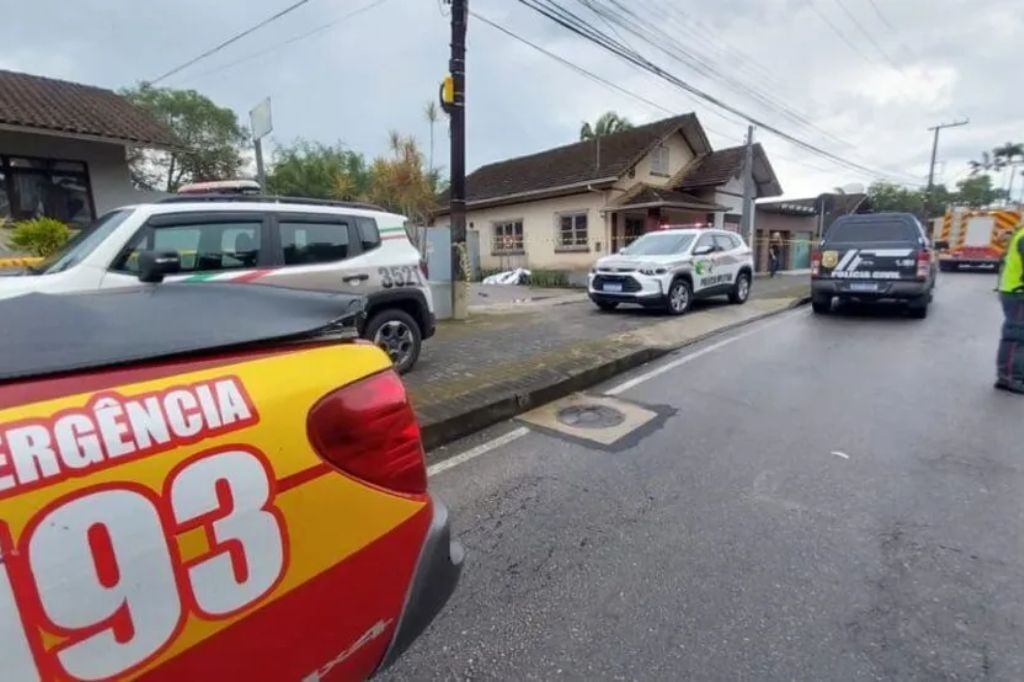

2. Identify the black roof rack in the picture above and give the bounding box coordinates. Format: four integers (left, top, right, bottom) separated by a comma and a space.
157, 193, 385, 211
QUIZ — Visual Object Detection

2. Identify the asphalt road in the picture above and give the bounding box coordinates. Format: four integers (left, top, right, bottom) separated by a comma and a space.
387, 272, 1023, 681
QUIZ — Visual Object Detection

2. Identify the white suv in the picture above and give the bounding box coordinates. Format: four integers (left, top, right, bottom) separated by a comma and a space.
0, 195, 435, 372
588, 228, 754, 314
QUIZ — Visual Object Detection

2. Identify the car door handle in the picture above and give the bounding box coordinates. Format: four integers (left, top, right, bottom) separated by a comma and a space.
342, 274, 369, 283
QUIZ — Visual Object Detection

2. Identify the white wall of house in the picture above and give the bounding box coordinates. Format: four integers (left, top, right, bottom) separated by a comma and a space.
712, 175, 745, 228
457, 192, 612, 272
0, 129, 155, 215
614, 131, 696, 191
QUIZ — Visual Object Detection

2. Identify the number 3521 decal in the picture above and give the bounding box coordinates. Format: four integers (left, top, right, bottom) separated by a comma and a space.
0, 447, 287, 681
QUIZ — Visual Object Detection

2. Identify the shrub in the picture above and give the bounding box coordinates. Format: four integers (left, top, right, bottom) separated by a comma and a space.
527, 269, 570, 288
9, 217, 72, 257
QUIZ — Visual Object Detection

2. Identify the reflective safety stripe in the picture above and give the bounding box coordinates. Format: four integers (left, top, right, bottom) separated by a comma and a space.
999, 229, 1024, 294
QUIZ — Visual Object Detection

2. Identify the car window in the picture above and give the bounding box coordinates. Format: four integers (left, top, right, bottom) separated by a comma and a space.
357, 217, 381, 251
115, 219, 262, 273
34, 209, 133, 275
619, 232, 695, 255
695, 233, 716, 252
280, 220, 351, 265
826, 218, 921, 243
713, 235, 735, 252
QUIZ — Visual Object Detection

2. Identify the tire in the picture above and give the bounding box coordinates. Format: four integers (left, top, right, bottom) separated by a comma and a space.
907, 298, 929, 319
666, 278, 693, 315
729, 272, 751, 304
811, 293, 831, 314
365, 308, 422, 373
595, 300, 619, 312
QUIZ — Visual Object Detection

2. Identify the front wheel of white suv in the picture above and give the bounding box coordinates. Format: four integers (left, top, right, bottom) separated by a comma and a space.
366, 309, 422, 374
729, 272, 751, 304
666, 279, 692, 315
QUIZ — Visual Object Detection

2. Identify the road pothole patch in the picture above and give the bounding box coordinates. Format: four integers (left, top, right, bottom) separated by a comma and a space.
519, 393, 660, 447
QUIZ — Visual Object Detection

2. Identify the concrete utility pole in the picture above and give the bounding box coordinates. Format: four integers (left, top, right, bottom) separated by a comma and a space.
739, 125, 756, 248
926, 119, 968, 210
448, 0, 469, 319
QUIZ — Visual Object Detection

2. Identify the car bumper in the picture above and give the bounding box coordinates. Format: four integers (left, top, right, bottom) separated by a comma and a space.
812, 278, 931, 299
375, 496, 463, 672
588, 291, 666, 307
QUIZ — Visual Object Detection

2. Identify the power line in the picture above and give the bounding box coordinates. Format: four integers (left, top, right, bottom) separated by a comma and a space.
149, 0, 318, 85
864, 0, 897, 33
861, 0, 921, 64
808, 2, 883, 69
171, 0, 390, 85
471, 9, 853, 178
517, 0, 920, 184
832, 0, 900, 70
470, 9, 739, 137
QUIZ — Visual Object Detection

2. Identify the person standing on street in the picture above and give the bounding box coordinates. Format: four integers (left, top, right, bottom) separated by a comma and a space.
768, 233, 783, 278
995, 222, 1024, 394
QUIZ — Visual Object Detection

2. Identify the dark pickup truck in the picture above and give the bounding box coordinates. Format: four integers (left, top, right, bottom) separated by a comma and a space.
811, 212, 939, 318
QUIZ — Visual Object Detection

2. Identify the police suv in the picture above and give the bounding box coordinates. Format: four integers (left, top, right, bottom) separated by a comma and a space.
0, 194, 435, 372
811, 212, 938, 318
588, 227, 754, 314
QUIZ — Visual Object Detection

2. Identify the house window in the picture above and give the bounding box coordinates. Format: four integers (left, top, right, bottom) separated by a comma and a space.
557, 212, 588, 250
651, 144, 670, 176
493, 220, 524, 253
0, 155, 94, 227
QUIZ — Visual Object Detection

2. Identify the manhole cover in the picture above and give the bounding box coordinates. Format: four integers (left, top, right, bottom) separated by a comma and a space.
557, 404, 626, 429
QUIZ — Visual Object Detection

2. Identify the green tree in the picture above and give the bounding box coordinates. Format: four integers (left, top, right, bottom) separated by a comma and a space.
366, 132, 437, 224
955, 174, 1007, 208
867, 181, 925, 214
580, 111, 633, 141
121, 84, 247, 192
266, 140, 370, 200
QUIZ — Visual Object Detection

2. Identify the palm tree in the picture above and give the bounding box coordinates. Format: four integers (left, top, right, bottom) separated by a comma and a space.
994, 142, 1024, 204
424, 100, 440, 174
968, 150, 1002, 175
580, 111, 634, 140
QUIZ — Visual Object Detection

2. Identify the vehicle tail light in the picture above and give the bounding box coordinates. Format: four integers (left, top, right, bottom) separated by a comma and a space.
307, 370, 427, 495
916, 250, 931, 279
419, 259, 429, 280
811, 249, 821, 276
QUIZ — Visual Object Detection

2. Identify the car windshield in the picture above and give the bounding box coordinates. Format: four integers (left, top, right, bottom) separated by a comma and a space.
620, 233, 696, 255
826, 219, 920, 243
31, 209, 133, 275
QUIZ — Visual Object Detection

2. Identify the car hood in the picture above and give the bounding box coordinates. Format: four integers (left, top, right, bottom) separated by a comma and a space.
597, 254, 690, 270
0, 273, 43, 300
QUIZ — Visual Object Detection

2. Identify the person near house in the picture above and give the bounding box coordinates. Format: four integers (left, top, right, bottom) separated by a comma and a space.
995, 222, 1024, 394
768, 232, 783, 278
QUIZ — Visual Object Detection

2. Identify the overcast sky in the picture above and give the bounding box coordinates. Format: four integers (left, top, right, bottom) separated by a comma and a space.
1, 0, 1021, 197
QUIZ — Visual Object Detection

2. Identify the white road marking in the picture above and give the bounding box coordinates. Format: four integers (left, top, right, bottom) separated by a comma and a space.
427, 426, 531, 477
604, 309, 802, 396
831, 451, 850, 459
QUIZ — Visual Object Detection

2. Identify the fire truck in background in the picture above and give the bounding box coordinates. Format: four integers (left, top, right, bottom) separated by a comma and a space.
933, 207, 1022, 271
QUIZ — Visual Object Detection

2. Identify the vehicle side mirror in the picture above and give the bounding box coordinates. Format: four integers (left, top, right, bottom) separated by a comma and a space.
933, 240, 950, 250
692, 244, 713, 256
138, 250, 181, 283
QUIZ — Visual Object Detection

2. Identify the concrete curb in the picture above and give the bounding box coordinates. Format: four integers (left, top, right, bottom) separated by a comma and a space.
420, 294, 809, 453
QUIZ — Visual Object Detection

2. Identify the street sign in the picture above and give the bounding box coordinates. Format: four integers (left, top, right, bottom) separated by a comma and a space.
249, 98, 273, 140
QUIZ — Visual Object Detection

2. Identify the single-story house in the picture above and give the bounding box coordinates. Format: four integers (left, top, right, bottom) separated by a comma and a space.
434, 113, 782, 273
755, 192, 871, 271
0, 69, 175, 229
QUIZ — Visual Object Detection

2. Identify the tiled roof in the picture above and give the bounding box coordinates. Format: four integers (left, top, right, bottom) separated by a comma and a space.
442, 114, 709, 208
677, 143, 782, 197
614, 184, 726, 211
0, 69, 176, 147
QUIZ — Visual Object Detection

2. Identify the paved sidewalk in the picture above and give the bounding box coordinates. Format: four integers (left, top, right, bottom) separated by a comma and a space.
408, 274, 808, 449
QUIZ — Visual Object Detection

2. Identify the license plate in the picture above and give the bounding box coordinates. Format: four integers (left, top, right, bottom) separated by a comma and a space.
849, 282, 879, 292
603, 282, 623, 292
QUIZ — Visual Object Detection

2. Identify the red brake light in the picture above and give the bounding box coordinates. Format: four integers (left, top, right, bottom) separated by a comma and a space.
916, 250, 931, 279
811, 249, 821, 276
307, 370, 427, 495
